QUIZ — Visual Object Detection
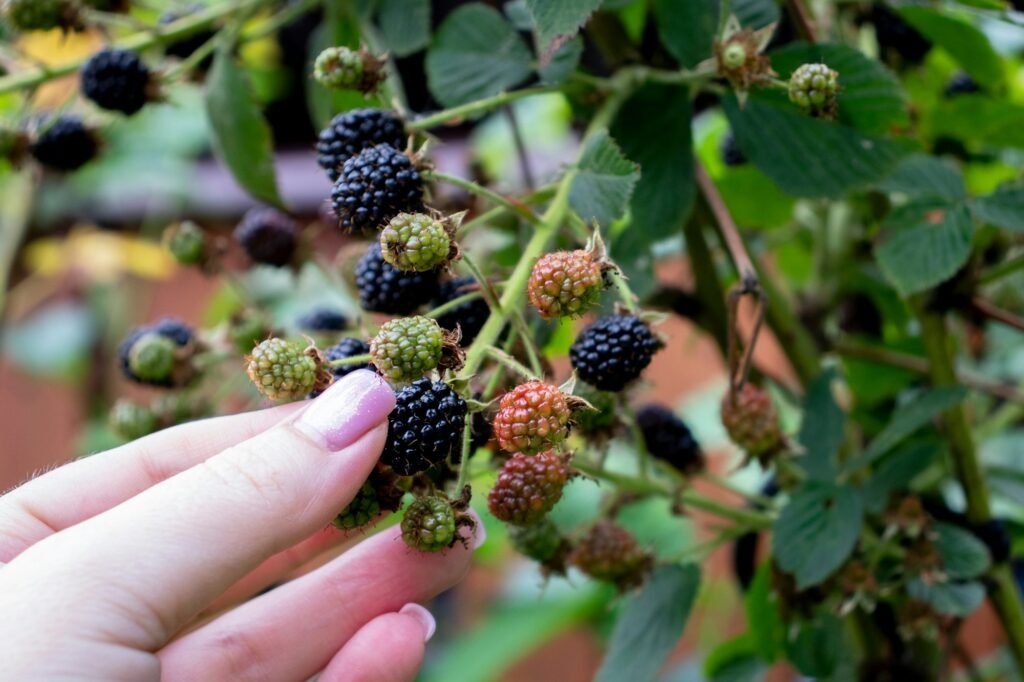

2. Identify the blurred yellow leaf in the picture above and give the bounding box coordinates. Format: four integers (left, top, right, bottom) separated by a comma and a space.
18, 30, 103, 108
23, 227, 176, 282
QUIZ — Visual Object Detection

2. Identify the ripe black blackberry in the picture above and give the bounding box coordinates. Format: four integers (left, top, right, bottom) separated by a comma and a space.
296, 307, 349, 332
636, 404, 704, 475
331, 144, 424, 232
432, 277, 490, 345
316, 108, 406, 182
382, 379, 468, 476
943, 72, 980, 98
354, 242, 439, 314
324, 337, 371, 379
570, 315, 661, 391
29, 115, 98, 171
720, 132, 746, 167
233, 207, 300, 267
118, 317, 194, 387
80, 48, 153, 115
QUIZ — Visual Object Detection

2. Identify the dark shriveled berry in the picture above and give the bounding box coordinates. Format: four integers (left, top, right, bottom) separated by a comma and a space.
382, 379, 468, 476
354, 242, 439, 314
233, 207, 300, 267
637, 404, 704, 476
316, 109, 406, 182
570, 315, 661, 391
80, 48, 152, 115
331, 144, 424, 232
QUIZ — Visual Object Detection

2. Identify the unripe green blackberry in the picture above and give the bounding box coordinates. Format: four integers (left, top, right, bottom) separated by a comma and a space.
527, 250, 604, 319
570, 520, 653, 591
118, 318, 195, 387
493, 381, 572, 454
488, 451, 570, 526
788, 63, 840, 118
380, 212, 455, 273
246, 337, 324, 401
720, 383, 784, 465
4, 0, 80, 31
128, 332, 177, 383
163, 221, 206, 266
313, 46, 385, 93
333, 466, 404, 529
508, 518, 570, 575
370, 316, 443, 383
401, 495, 457, 552
109, 399, 158, 441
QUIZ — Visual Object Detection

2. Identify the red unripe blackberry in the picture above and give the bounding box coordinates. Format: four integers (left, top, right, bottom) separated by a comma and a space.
80, 48, 154, 115
493, 381, 571, 454
570, 520, 653, 591
720, 383, 784, 463
527, 250, 604, 319
233, 207, 300, 267
488, 451, 569, 526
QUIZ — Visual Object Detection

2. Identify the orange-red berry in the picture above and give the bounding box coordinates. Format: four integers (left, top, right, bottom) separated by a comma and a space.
527, 250, 604, 319
493, 381, 571, 454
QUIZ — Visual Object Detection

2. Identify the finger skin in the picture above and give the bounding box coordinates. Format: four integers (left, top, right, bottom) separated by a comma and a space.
319, 612, 428, 682
158, 519, 479, 682
0, 402, 304, 562
0, 372, 395, 673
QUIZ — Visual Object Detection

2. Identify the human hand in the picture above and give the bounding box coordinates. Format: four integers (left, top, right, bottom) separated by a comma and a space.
0, 370, 482, 681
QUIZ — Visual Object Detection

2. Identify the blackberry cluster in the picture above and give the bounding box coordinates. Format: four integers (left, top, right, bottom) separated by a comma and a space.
354, 242, 439, 314
234, 207, 300, 267
118, 318, 194, 387
30, 115, 98, 172
316, 109, 406, 182
432, 277, 489, 345
720, 383, 783, 464
80, 48, 152, 115
331, 144, 424, 232
323, 337, 371, 379
296, 307, 349, 332
382, 379, 468, 476
527, 250, 604, 319
246, 338, 321, 401
400, 495, 457, 552
636, 404, 704, 475
570, 315, 661, 391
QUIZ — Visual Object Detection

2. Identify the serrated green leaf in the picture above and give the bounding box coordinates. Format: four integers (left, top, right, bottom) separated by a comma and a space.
425, 4, 533, 107
744, 562, 783, 662
652, 0, 716, 68
770, 43, 907, 134
540, 35, 583, 85
783, 615, 845, 677
376, 0, 430, 57
907, 578, 986, 617
526, 0, 602, 61
934, 522, 991, 579
595, 564, 700, 682
732, 0, 781, 28
773, 482, 864, 589
875, 200, 973, 295
971, 184, 1024, 231
723, 95, 907, 198
876, 153, 966, 200
846, 387, 968, 472
863, 440, 941, 513
897, 7, 1002, 87
798, 368, 845, 481
205, 50, 282, 206
569, 129, 640, 228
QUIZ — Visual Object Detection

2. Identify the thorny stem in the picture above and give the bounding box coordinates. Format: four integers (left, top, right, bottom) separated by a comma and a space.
917, 309, 1024, 671
504, 105, 536, 190
485, 347, 538, 382
972, 296, 1024, 334
608, 268, 639, 314
425, 171, 541, 227
328, 353, 371, 368
422, 291, 483, 321
407, 87, 559, 131
454, 415, 474, 492
696, 163, 757, 287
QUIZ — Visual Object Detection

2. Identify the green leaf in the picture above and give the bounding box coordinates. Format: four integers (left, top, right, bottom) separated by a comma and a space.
704, 633, 762, 680
798, 368, 845, 481
930, 97, 1024, 150
971, 184, 1024, 231
934, 522, 991, 580
376, 0, 430, 57
772, 482, 864, 589
876, 153, 966, 200
907, 578, 986, 617
744, 562, 783, 662
652, 0, 716, 68
205, 50, 282, 206
425, 4, 533, 107
875, 199, 973, 295
846, 387, 968, 471
569, 129, 640, 228
784, 615, 845, 678
732, 0, 781, 28
716, 165, 796, 229
539, 35, 583, 85
525, 0, 602, 61
595, 564, 700, 682
723, 96, 907, 198
769, 43, 907, 134
863, 440, 941, 513
897, 7, 1002, 87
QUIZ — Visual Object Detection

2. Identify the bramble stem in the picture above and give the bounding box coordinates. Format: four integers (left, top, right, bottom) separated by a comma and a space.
485, 347, 538, 381
425, 171, 540, 226
328, 353, 371, 368
422, 291, 483, 321
407, 87, 559, 131
917, 309, 1024, 671
978, 253, 1024, 285
608, 268, 639, 314
454, 415, 473, 492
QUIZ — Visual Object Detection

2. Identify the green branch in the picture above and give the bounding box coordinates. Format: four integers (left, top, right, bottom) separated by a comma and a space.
425, 171, 540, 226
407, 87, 559, 131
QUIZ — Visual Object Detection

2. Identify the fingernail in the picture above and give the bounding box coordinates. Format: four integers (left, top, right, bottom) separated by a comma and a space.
466, 509, 486, 550
399, 603, 436, 642
295, 370, 395, 451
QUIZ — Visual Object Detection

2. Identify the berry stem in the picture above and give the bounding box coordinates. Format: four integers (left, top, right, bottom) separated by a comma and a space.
917, 308, 1024, 671
978, 252, 1024, 285
425, 171, 540, 226
328, 353, 372, 369
454, 412, 474, 493
407, 87, 559, 132
422, 291, 484, 321
484, 347, 538, 382
608, 268, 639, 314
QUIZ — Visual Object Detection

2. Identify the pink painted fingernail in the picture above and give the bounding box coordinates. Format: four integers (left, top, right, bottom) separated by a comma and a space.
399, 603, 436, 642
295, 370, 395, 451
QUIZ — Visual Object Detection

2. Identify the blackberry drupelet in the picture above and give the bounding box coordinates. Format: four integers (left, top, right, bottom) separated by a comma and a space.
382, 379, 467, 476
324, 337, 371, 378
354, 242, 439, 314
316, 109, 406, 182
29, 115, 98, 171
295, 307, 349, 332
80, 48, 152, 115
233, 207, 300, 267
636, 404, 704, 475
432, 277, 489, 345
569, 315, 661, 391
331, 144, 424, 232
